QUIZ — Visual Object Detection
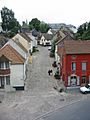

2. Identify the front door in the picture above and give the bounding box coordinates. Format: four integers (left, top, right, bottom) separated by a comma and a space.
0, 77, 5, 89
70, 76, 77, 86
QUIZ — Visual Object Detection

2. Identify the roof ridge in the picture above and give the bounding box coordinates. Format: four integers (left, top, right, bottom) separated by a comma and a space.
7, 44, 25, 63
11, 39, 28, 52
19, 33, 31, 42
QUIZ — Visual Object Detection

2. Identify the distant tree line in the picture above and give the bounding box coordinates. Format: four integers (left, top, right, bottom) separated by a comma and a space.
0, 7, 50, 38
75, 22, 90, 40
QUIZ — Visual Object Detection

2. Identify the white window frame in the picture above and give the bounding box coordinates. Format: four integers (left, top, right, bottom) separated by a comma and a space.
82, 62, 86, 71
72, 62, 76, 71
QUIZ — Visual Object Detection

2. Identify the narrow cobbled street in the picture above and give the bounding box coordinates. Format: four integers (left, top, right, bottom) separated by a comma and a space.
26, 46, 57, 93
0, 46, 85, 120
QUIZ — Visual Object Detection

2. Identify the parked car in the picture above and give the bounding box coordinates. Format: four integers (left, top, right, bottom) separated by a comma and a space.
80, 84, 90, 93
48, 46, 51, 50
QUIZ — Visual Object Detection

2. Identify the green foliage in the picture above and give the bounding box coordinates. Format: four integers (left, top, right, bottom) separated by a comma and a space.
75, 22, 90, 40
40, 22, 49, 33
29, 18, 40, 31
49, 52, 55, 58
1, 7, 14, 31
29, 18, 49, 33
54, 70, 60, 79
50, 37, 58, 57
1, 7, 21, 37
32, 46, 39, 53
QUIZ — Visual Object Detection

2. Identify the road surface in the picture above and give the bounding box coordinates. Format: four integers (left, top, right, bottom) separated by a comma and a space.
39, 98, 90, 120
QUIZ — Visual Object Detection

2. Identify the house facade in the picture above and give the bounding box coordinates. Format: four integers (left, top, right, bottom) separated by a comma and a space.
58, 40, 90, 88
56, 35, 74, 63
26, 33, 37, 52
40, 34, 53, 46
0, 44, 26, 91
0, 55, 11, 90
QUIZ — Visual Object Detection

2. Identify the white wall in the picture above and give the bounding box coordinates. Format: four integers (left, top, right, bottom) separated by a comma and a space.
10, 64, 25, 87
40, 36, 44, 45
55, 45, 60, 63
30, 41, 33, 53
44, 40, 51, 46
28, 34, 37, 48
33, 39, 37, 47
40, 36, 51, 46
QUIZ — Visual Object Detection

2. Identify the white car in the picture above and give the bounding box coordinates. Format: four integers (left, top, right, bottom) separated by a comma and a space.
80, 84, 90, 93
48, 46, 51, 50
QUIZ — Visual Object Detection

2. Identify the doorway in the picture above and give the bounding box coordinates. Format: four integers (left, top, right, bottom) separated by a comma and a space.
0, 77, 5, 89
70, 76, 77, 86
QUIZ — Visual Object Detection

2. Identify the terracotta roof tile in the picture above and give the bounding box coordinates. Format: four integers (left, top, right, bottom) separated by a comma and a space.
0, 44, 25, 64
64, 40, 90, 54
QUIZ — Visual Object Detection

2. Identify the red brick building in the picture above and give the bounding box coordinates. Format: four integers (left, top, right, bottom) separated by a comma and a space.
58, 40, 90, 88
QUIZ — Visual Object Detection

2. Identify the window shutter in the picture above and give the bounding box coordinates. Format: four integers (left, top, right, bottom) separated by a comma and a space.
68, 76, 70, 86
77, 76, 80, 85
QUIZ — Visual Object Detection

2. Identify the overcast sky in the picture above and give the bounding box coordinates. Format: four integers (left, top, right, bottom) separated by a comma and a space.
0, 0, 90, 27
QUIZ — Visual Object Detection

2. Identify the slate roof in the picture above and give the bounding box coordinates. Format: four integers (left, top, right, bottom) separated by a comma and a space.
56, 34, 74, 45
42, 33, 53, 40
32, 29, 39, 37
0, 44, 25, 64
64, 40, 90, 54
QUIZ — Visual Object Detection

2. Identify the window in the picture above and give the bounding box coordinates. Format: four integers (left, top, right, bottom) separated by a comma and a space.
5, 62, 9, 69
82, 76, 86, 84
82, 62, 86, 71
6, 76, 10, 85
72, 62, 76, 71
0, 62, 4, 69
72, 55, 76, 59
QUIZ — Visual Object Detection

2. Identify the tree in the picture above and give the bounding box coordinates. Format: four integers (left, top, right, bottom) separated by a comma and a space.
40, 22, 49, 33
29, 18, 49, 33
1, 7, 21, 37
1, 7, 14, 31
75, 22, 90, 40
29, 18, 40, 31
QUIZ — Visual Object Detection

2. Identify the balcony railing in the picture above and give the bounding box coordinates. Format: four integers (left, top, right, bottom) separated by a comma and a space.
0, 69, 10, 75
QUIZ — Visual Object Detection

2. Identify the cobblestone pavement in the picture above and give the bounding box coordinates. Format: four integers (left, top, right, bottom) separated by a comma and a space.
0, 46, 89, 120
